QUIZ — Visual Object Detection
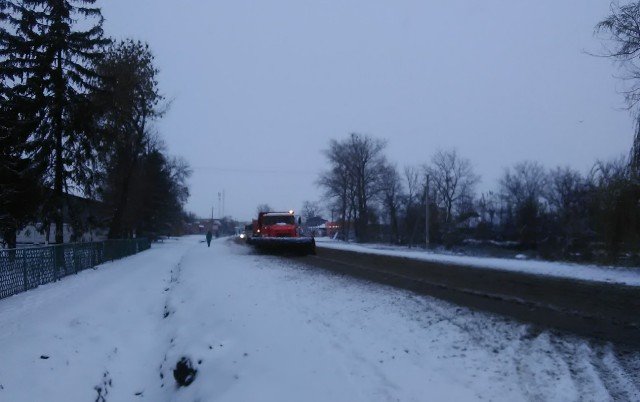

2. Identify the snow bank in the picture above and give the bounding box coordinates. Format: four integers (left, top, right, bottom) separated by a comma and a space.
315, 238, 640, 287
0, 237, 191, 401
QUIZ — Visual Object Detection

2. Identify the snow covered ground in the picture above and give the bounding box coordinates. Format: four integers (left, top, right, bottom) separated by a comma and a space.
316, 238, 640, 287
0, 236, 638, 401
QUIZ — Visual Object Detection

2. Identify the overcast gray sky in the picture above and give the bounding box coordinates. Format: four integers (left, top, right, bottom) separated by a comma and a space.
102, 0, 633, 221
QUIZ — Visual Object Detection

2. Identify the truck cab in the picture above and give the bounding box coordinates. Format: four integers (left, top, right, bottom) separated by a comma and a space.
255, 211, 298, 238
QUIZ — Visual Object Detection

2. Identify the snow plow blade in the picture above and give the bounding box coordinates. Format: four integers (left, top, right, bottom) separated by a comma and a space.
247, 237, 316, 255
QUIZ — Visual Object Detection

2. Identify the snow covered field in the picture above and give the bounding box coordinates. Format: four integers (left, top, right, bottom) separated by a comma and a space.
0, 236, 638, 401
316, 238, 640, 287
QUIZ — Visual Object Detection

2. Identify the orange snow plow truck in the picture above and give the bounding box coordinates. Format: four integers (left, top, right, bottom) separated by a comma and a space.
246, 211, 316, 255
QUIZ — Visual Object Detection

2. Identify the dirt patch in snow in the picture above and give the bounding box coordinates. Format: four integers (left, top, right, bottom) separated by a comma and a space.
173, 357, 197, 387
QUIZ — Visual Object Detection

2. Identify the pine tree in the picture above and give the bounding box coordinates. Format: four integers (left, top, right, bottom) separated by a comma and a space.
1, 0, 109, 243
0, 2, 44, 248
92, 40, 164, 238
134, 149, 190, 239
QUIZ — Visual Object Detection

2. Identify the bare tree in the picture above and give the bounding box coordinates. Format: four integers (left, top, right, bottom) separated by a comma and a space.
378, 163, 403, 243
425, 149, 480, 226
473, 191, 500, 240
547, 167, 586, 215
499, 161, 548, 246
402, 165, 422, 246
597, 2, 640, 107
403, 166, 421, 208
476, 192, 498, 226
318, 139, 351, 240
343, 133, 387, 242
301, 201, 323, 221
588, 157, 639, 256
319, 133, 387, 242
500, 161, 547, 204
634, 119, 640, 176
546, 166, 588, 252
256, 204, 272, 215
596, 1, 640, 175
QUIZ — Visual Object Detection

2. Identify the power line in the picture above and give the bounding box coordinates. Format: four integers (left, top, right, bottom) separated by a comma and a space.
192, 166, 317, 175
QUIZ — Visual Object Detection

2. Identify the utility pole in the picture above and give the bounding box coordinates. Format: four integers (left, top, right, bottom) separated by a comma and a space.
425, 174, 430, 248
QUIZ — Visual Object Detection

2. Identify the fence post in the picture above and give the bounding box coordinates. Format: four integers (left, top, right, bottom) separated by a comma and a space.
52, 246, 58, 281
74, 244, 78, 274
61, 245, 68, 277
57, 244, 66, 279
22, 250, 28, 292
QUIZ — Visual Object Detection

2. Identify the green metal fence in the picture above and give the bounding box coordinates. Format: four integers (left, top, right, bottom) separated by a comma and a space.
0, 238, 151, 300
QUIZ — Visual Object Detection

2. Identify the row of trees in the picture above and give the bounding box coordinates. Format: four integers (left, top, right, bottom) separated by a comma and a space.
0, 0, 190, 247
317, 3, 640, 264
318, 134, 639, 263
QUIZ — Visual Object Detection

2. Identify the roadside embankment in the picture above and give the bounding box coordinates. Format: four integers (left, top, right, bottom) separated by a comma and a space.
304, 245, 640, 347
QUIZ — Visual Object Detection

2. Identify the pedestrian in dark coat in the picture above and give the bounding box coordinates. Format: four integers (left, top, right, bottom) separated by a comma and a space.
206, 230, 213, 247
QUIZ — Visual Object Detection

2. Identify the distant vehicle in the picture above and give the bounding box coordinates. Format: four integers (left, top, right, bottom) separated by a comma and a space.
240, 223, 253, 240
247, 211, 315, 255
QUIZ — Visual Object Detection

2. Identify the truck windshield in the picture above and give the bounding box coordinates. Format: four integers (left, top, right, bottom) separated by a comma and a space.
263, 215, 295, 225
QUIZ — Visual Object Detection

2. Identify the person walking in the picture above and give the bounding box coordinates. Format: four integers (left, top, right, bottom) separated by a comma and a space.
206, 230, 213, 247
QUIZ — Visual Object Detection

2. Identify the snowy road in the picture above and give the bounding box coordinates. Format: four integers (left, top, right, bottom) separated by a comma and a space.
0, 236, 638, 401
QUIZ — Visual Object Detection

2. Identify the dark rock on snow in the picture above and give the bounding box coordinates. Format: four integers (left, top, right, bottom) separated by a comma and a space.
173, 357, 197, 387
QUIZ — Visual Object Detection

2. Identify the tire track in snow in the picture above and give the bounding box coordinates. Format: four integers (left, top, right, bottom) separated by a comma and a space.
272, 263, 402, 401
438, 308, 639, 402
512, 331, 582, 402
398, 284, 640, 402
589, 345, 640, 401
272, 256, 517, 400
558, 341, 611, 402
270, 247, 640, 402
